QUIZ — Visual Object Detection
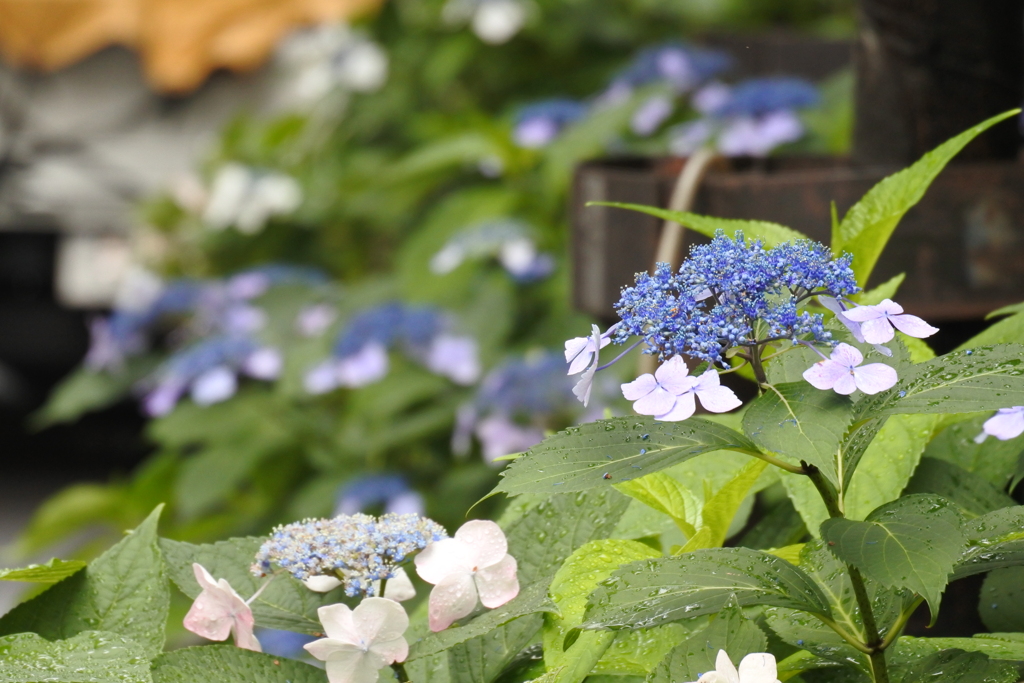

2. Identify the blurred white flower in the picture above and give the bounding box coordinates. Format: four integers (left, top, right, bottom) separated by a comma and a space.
202, 163, 302, 234
472, 0, 527, 44
277, 24, 389, 105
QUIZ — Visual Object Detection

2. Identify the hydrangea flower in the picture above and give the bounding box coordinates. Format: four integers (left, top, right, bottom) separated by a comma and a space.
802, 343, 897, 395
473, 414, 545, 464
296, 303, 338, 337
201, 163, 302, 234
685, 650, 780, 683
572, 325, 603, 407
622, 356, 741, 421
276, 24, 388, 106
512, 99, 588, 148
565, 326, 614, 375
252, 513, 447, 597
974, 406, 1024, 443
183, 563, 266, 652
841, 299, 939, 344
304, 566, 417, 602
303, 599, 409, 683
335, 475, 425, 517
602, 43, 731, 103
414, 520, 519, 632
430, 219, 554, 282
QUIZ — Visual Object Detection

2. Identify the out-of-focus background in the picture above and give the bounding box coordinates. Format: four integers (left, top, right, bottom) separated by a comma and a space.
1, 0, 1023, 632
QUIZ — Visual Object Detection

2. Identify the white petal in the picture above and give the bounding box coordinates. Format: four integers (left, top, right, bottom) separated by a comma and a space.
305, 638, 364, 664
454, 520, 508, 569
853, 363, 898, 395
656, 391, 696, 422
832, 372, 859, 395
654, 356, 690, 390
621, 374, 658, 401
633, 385, 678, 416
830, 343, 863, 368
859, 317, 895, 344
715, 649, 741, 683
305, 575, 343, 593
696, 384, 742, 413
428, 572, 479, 632
316, 603, 362, 645
414, 538, 475, 585
352, 597, 409, 646
190, 366, 237, 405
981, 409, 1024, 441
875, 299, 904, 315
475, 554, 519, 608
802, 360, 847, 390
368, 634, 409, 666
842, 305, 883, 322
323, 650, 383, 683
737, 653, 778, 683
378, 568, 417, 602
889, 314, 939, 339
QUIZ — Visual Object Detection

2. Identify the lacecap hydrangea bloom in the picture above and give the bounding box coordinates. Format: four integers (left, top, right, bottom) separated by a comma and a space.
252, 513, 447, 597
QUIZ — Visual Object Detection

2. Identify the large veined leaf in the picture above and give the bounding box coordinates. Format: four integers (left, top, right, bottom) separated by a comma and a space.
0, 558, 86, 583
647, 599, 767, 683
853, 345, 1024, 419
585, 202, 808, 248
957, 309, 1024, 351
894, 634, 1024, 663
904, 457, 1016, 518
821, 494, 966, 620
979, 568, 1024, 633
743, 382, 853, 485
893, 649, 1019, 683
160, 536, 347, 634
582, 547, 832, 630
0, 630, 152, 683
446, 615, 545, 683
923, 415, 1024, 488
492, 417, 762, 497
951, 506, 1024, 580
151, 645, 325, 683
542, 540, 660, 683
0, 506, 169, 658
833, 109, 1019, 286
680, 459, 767, 552
615, 473, 697, 536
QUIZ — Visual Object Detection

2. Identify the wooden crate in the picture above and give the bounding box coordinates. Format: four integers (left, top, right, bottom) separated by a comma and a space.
572, 157, 1024, 322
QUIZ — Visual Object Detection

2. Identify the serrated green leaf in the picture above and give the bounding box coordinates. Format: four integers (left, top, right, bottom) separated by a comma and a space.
543, 540, 660, 682
582, 547, 832, 630
492, 417, 761, 497
410, 583, 557, 660
893, 648, 1019, 683
834, 110, 1019, 286
952, 506, 1024, 580
0, 631, 152, 683
615, 473, 697, 536
958, 311, 1024, 350
904, 457, 1016, 518
681, 459, 768, 552
647, 600, 767, 683
743, 382, 853, 485
821, 494, 966, 620
584, 202, 807, 248
854, 345, 1024, 419
0, 506, 168, 658
151, 645, 324, 683
979, 568, 1024, 633
447, 615, 545, 683
160, 536, 348, 634
857, 273, 905, 305
923, 415, 1024, 488
894, 633, 1024, 663
0, 558, 86, 583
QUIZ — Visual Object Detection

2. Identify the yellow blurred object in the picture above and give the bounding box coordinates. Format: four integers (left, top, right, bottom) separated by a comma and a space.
0, 0, 384, 92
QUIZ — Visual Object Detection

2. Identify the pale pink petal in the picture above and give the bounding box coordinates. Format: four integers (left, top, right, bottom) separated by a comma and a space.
715, 649, 741, 683
632, 385, 677, 416
414, 538, 475, 585
859, 317, 895, 344
889, 314, 939, 338
982, 408, 1024, 441
428, 572, 479, 631
621, 374, 658, 401
316, 603, 362, 645
830, 343, 864, 368
231, 610, 261, 652
853, 363, 898, 395
875, 299, 904, 315
832, 372, 859, 395
322, 649, 381, 683
454, 520, 508, 569
656, 391, 696, 422
183, 592, 234, 642
654, 355, 690, 392
803, 360, 847, 390
696, 385, 742, 413
842, 305, 884, 323
475, 554, 519, 608
368, 634, 409, 666
352, 597, 409, 645
192, 563, 220, 593
737, 653, 778, 683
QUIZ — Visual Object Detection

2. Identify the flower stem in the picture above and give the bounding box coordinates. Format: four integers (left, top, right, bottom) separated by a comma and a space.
750, 346, 768, 387
392, 662, 411, 682
379, 578, 388, 597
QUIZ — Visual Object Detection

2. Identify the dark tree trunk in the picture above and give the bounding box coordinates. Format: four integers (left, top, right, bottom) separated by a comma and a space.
853, 0, 1024, 164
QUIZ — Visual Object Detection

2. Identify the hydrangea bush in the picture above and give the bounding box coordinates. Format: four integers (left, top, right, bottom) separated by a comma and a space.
4, 113, 1024, 683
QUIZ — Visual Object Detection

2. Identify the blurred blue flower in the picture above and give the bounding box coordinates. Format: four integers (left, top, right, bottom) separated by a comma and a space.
335, 474, 425, 516
254, 629, 316, 659
603, 43, 731, 104
512, 99, 588, 148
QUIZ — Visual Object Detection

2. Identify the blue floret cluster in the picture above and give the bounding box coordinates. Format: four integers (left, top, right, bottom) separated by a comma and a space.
251, 512, 447, 597
612, 231, 858, 365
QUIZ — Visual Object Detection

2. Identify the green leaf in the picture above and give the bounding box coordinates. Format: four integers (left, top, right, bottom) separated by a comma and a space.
584, 202, 808, 248
821, 494, 966, 620
582, 547, 832, 630
543, 540, 660, 682
447, 615, 545, 683
958, 310, 1024, 350
904, 457, 1016, 517
0, 558, 86, 583
151, 645, 325, 683
952, 506, 1024, 580
979, 568, 1024, 633
492, 417, 762, 497
857, 273, 905, 305
31, 358, 158, 429
0, 631, 152, 683
852, 345, 1024, 420
615, 473, 697, 536
647, 600, 767, 683
743, 382, 853, 485
0, 506, 169, 658
923, 415, 1024, 488
834, 109, 1019, 286
159, 536, 344, 634
681, 459, 768, 552
894, 633, 1024, 662
410, 583, 558, 660
894, 648, 1019, 683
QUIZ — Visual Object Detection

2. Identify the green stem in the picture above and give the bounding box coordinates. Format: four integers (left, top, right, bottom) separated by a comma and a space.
749, 347, 769, 387
748, 450, 808, 475
879, 596, 924, 651
813, 615, 873, 654
379, 578, 388, 598
804, 463, 842, 518
392, 662, 411, 683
